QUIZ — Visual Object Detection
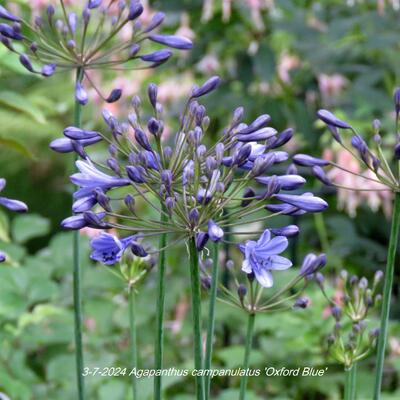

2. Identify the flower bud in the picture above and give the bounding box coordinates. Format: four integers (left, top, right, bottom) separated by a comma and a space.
237, 284, 247, 299
294, 297, 309, 309
191, 76, 221, 98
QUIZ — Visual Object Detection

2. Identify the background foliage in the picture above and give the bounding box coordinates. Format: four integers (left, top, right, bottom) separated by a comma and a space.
1, 0, 400, 398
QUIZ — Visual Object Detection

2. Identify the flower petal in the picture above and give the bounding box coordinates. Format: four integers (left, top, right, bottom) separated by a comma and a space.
269, 255, 293, 270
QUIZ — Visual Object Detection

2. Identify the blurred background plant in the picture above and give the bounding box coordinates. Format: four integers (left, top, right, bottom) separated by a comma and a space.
1, 0, 400, 399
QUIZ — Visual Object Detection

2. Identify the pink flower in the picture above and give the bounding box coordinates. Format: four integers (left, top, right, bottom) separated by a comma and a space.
278, 53, 300, 83
324, 148, 392, 217
318, 74, 348, 105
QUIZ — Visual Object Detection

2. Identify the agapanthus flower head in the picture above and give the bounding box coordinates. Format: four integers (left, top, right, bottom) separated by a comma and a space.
0, 1, 192, 104
321, 269, 383, 369
295, 98, 400, 217
53, 76, 326, 269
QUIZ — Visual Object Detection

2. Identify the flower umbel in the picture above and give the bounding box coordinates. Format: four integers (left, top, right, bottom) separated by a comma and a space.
0, 1, 192, 103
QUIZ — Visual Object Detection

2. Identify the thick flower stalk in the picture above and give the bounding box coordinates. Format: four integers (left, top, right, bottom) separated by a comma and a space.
318, 270, 383, 400
297, 92, 400, 399
0, 177, 28, 263
0, 1, 192, 103
54, 75, 327, 399
209, 249, 326, 400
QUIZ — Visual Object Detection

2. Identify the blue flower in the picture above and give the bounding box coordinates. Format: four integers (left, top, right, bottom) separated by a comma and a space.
71, 161, 130, 212
240, 229, 292, 288
90, 232, 137, 265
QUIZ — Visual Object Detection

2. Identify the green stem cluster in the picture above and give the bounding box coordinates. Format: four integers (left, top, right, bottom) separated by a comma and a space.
344, 363, 357, 400
373, 193, 400, 399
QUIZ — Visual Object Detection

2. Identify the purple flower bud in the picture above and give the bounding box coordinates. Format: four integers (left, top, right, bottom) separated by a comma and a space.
61, 215, 87, 230
237, 284, 247, 299
75, 81, 88, 105
293, 154, 329, 167
236, 127, 277, 142
294, 297, 309, 309
161, 169, 173, 192
0, 23, 22, 40
143, 12, 165, 33
0, 5, 20, 22
83, 211, 108, 228
268, 128, 293, 149
250, 154, 275, 177
68, 12, 77, 33
189, 208, 200, 226
300, 253, 326, 275
274, 193, 328, 213
47, 5, 55, 18
394, 87, 400, 116
208, 219, 224, 242
331, 305, 341, 321
196, 232, 209, 251
19, 54, 34, 72
256, 174, 306, 190
94, 188, 111, 212
312, 166, 332, 186
0, 33, 14, 50
147, 83, 157, 108
0, 197, 27, 212
317, 109, 352, 129
373, 119, 381, 133
191, 76, 221, 98
124, 194, 135, 213
128, 43, 141, 58
131, 241, 148, 257
149, 34, 193, 50
64, 127, 100, 140
165, 196, 175, 214
272, 151, 289, 164
0, 251, 5, 263
49, 136, 101, 153
126, 165, 146, 183
106, 88, 122, 103
241, 187, 255, 207
67, 39, 76, 49
73, 195, 97, 213
107, 157, 120, 175
128, 1, 144, 20
41, 63, 56, 77
271, 225, 299, 237
286, 164, 298, 175
234, 143, 252, 166
134, 128, 152, 151
88, 0, 103, 9
82, 8, 91, 25
238, 114, 271, 135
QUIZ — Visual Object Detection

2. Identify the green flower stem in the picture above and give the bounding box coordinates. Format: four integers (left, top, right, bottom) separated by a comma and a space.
189, 237, 205, 400
204, 241, 219, 399
374, 192, 400, 399
239, 312, 255, 400
129, 285, 138, 400
73, 68, 85, 400
154, 210, 168, 400
344, 364, 357, 400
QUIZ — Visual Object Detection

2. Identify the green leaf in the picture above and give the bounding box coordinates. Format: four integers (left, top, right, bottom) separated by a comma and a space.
0, 136, 35, 160
12, 214, 51, 243
0, 91, 46, 124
